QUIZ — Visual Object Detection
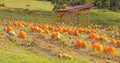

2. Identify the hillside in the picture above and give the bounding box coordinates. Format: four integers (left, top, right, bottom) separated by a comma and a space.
0, 0, 120, 63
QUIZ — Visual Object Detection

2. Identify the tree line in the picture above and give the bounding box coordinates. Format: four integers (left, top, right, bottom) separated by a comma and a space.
39, 0, 120, 12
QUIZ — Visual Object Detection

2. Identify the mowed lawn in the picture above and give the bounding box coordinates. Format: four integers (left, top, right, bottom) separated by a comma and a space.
0, 0, 53, 11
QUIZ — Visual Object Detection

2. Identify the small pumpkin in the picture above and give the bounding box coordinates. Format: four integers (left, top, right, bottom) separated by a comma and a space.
6, 26, 13, 33
68, 29, 74, 35
75, 30, 80, 36
30, 25, 35, 31
117, 40, 120, 48
44, 30, 49, 34
75, 40, 83, 47
102, 37, 108, 43
18, 31, 26, 39
96, 44, 103, 52
104, 46, 116, 54
111, 39, 116, 46
92, 43, 98, 50
51, 32, 58, 39
82, 42, 88, 49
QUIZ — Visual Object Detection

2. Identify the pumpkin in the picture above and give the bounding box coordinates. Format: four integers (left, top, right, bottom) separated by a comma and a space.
102, 37, 108, 43
88, 33, 96, 39
49, 26, 54, 30
92, 43, 98, 50
75, 30, 80, 36
51, 32, 58, 39
96, 44, 103, 52
63, 28, 68, 32
75, 40, 83, 47
13, 21, 18, 27
94, 35, 100, 40
117, 40, 120, 48
44, 30, 49, 34
30, 25, 35, 31
68, 29, 74, 35
109, 47, 116, 54
104, 46, 109, 54
111, 39, 116, 46
104, 46, 116, 54
29, 22, 33, 26
91, 30, 96, 33
18, 23, 24, 28
44, 25, 49, 29
77, 28, 84, 33
6, 26, 13, 33
82, 42, 88, 48
18, 31, 26, 39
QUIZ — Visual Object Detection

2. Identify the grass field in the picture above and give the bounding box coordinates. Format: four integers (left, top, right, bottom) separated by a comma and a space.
0, 0, 120, 63
0, 0, 53, 11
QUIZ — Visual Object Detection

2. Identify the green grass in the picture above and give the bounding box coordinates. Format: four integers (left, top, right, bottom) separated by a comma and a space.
0, 10, 52, 24
0, 41, 92, 63
90, 9, 120, 26
0, 0, 53, 11
0, 0, 120, 27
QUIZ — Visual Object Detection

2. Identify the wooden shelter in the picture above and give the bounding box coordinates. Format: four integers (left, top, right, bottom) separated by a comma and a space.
57, 4, 94, 26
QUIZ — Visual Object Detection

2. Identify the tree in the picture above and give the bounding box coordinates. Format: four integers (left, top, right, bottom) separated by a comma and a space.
110, 0, 120, 11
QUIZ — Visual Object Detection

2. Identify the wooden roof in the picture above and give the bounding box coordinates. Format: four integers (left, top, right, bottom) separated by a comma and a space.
57, 4, 94, 12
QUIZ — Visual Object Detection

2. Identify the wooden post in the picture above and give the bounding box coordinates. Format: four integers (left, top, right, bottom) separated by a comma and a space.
59, 13, 64, 22
68, 12, 72, 25
77, 13, 80, 24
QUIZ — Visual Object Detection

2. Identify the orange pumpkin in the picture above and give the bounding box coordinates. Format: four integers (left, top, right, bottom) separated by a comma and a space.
51, 32, 58, 39
63, 28, 68, 32
92, 43, 98, 50
94, 35, 100, 40
6, 26, 13, 33
96, 44, 103, 52
77, 28, 84, 33
75, 40, 83, 47
104, 46, 116, 54
18, 23, 24, 28
75, 30, 80, 36
49, 26, 54, 30
88, 33, 96, 39
29, 22, 33, 26
111, 39, 116, 46
30, 25, 35, 31
91, 30, 96, 33
68, 29, 74, 35
117, 40, 120, 48
102, 37, 108, 43
44, 30, 49, 34
13, 21, 18, 27
82, 42, 88, 48
18, 31, 26, 39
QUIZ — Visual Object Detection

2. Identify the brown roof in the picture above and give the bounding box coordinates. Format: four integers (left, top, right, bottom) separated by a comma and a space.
57, 4, 94, 12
